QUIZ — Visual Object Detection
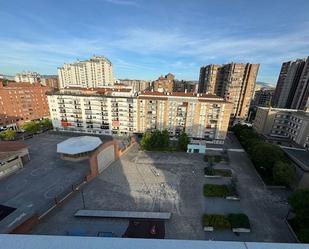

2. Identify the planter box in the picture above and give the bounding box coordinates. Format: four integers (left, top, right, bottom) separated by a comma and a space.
204, 175, 222, 178
232, 228, 251, 233
204, 226, 214, 232
226, 196, 240, 201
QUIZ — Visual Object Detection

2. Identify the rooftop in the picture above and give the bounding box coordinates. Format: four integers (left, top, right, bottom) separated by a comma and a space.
0, 141, 28, 152
57, 136, 102, 155
0, 235, 307, 249
282, 148, 309, 172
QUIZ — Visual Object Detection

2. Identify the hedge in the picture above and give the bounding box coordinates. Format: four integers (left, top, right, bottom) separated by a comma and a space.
202, 214, 231, 229
204, 167, 232, 177
204, 155, 228, 163
203, 184, 229, 197
228, 214, 250, 229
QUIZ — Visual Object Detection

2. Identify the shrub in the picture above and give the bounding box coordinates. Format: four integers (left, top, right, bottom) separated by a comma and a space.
214, 155, 222, 163
228, 213, 250, 229
203, 184, 229, 197
273, 161, 295, 186
202, 214, 231, 229
20, 121, 41, 134
0, 129, 16, 140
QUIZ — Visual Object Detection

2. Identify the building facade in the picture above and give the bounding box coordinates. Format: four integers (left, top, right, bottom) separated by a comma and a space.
152, 73, 175, 92
58, 56, 114, 89
41, 76, 59, 89
48, 89, 232, 143
48, 88, 137, 136
272, 57, 309, 110
14, 71, 41, 84
252, 87, 275, 107
198, 63, 259, 120
117, 79, 150, 92
253, 107, 309, 150
0, 82, 50, 124
173, 80, 197, 93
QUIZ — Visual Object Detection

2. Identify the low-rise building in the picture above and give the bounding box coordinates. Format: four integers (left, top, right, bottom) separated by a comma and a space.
253, 107, 309, 149
0, 141, 29, 179
41, 76, 59, 89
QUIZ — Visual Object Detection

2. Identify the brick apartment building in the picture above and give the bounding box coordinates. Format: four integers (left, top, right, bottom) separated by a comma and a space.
152, 73, 175, 92
0, 81, 50, 126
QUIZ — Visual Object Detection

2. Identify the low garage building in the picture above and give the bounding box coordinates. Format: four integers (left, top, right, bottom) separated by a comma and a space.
282, 148, 309, 189
0, 141, 29, 179
57, 136, 121, 180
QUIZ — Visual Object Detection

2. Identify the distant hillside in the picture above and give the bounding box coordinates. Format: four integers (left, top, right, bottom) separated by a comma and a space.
256, 81, 275, 88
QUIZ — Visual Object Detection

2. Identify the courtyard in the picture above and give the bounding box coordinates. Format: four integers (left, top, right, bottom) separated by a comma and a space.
30, 144, 206, 239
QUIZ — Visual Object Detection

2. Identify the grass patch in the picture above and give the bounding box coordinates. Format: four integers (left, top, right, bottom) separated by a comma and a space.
204, 167, 232, 177
202, 214, 231, 229
228, 214, 250, 229
203, 184, 229, 197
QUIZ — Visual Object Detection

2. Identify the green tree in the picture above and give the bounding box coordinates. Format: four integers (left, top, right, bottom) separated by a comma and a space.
0, 129, 16, 140
40, 118, 52, 129
288, 189, 309, 213
178, 132, 189, 151
251, 143, 286, 180
20, 121, 41, 134
140, 131, 152, 150
272, 161, 295, 186
288, 189, 309, 243
161, 129, 169, 148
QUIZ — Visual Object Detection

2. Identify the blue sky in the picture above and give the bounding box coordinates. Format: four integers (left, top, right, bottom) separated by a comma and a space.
0, 0, 309, 84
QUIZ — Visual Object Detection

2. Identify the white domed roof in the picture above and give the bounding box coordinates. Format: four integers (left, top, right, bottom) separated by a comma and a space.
57, 136, 102, 155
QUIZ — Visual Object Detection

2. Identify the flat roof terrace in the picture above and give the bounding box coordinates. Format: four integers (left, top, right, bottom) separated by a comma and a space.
0, 133, 92, 233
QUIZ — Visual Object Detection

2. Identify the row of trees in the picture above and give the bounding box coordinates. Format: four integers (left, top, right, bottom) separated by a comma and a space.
0, 119, 53, 140
140, 130, 189, 151
233, 124, 295, 186
288, 189, 309, 243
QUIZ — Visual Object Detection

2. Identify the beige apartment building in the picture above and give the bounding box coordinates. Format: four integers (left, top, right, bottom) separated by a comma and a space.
47, 89, 232, 143
58, 56, 114, 89
253, 107, 309, 149
137, 91, 232, 143
198, 63, 259, 121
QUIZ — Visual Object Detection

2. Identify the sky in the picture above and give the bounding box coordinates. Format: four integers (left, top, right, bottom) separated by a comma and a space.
0, 0, 309, 84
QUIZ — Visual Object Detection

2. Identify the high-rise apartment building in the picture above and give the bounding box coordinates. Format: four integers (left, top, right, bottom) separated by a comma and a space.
58, 56, 114, 89
47, 89, 232, 143
152, 73, 175, 92
252, 87, 275, 107
0, 81, 50, 123
272, 57, 309, 110
173, 80, 197, 93
253, 107, 309, 150
198, 63, 259, 120
14, 71, 41, 84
